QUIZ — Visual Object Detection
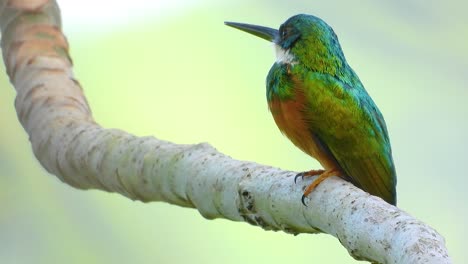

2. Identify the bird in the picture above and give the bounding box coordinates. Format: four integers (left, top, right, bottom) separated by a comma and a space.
225, 14, 397, 206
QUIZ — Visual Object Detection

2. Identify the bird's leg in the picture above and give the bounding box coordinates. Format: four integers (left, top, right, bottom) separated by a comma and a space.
294, 169, 325, 183
301, 168, 341, 206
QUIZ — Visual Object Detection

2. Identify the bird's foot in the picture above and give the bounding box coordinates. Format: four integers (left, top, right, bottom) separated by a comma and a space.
298, 168, 342, 206
294, 169, 325, 184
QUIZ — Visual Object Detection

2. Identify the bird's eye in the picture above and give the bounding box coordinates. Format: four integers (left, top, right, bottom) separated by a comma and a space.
281, 28, 288, 38
279, 25, 288, 39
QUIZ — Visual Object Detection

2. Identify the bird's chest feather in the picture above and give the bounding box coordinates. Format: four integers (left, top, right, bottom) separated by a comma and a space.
267, 65, 320, 161
266, 64, 339, 170
268, 89, 311, 152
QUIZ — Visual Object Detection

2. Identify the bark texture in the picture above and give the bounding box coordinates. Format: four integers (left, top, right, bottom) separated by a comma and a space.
0, 1, 451, 263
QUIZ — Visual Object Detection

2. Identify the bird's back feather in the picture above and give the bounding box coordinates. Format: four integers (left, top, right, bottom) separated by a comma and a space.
301, 70, 397, 205
268, 63, 397, 205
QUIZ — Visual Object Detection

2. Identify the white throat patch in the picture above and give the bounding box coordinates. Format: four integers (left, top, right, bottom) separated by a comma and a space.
275, 44, 297, 65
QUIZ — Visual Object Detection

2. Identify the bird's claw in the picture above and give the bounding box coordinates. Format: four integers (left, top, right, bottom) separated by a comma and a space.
294, 172, 305, 184
295, 169, 326, 206
296, 173, 308, 206
301, 194, 308, 207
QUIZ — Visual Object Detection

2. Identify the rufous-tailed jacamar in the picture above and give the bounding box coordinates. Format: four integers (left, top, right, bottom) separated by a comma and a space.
225, 14, 397, 205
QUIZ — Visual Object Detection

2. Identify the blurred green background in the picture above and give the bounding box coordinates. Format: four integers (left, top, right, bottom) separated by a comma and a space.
1, 0, 467, 263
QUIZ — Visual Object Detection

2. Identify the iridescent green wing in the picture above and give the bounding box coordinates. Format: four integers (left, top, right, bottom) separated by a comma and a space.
300, 71, 397, 205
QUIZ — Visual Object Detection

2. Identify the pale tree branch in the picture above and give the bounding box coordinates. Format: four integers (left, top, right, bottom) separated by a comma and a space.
0, 1, 451, 263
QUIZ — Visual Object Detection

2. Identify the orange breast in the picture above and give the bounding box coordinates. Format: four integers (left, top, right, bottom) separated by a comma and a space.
268, 89, 338, 170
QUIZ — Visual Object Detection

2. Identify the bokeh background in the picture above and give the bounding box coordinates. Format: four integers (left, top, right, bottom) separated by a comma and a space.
1, 0, 467, 263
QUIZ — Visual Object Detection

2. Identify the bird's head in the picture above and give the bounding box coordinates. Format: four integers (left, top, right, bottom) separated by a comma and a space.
225, 14, 346, 74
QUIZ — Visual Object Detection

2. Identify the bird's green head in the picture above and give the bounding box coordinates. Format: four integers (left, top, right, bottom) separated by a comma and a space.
225, 14, 346, 74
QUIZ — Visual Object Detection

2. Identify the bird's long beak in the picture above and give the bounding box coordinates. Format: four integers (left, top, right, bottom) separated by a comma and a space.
224, 21, 278, 43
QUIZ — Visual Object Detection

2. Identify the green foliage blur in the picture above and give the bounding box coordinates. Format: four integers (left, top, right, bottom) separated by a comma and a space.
1, 1, 467, 263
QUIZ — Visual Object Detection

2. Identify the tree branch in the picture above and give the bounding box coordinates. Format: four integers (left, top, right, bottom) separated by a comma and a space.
0, 1, 451, 263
